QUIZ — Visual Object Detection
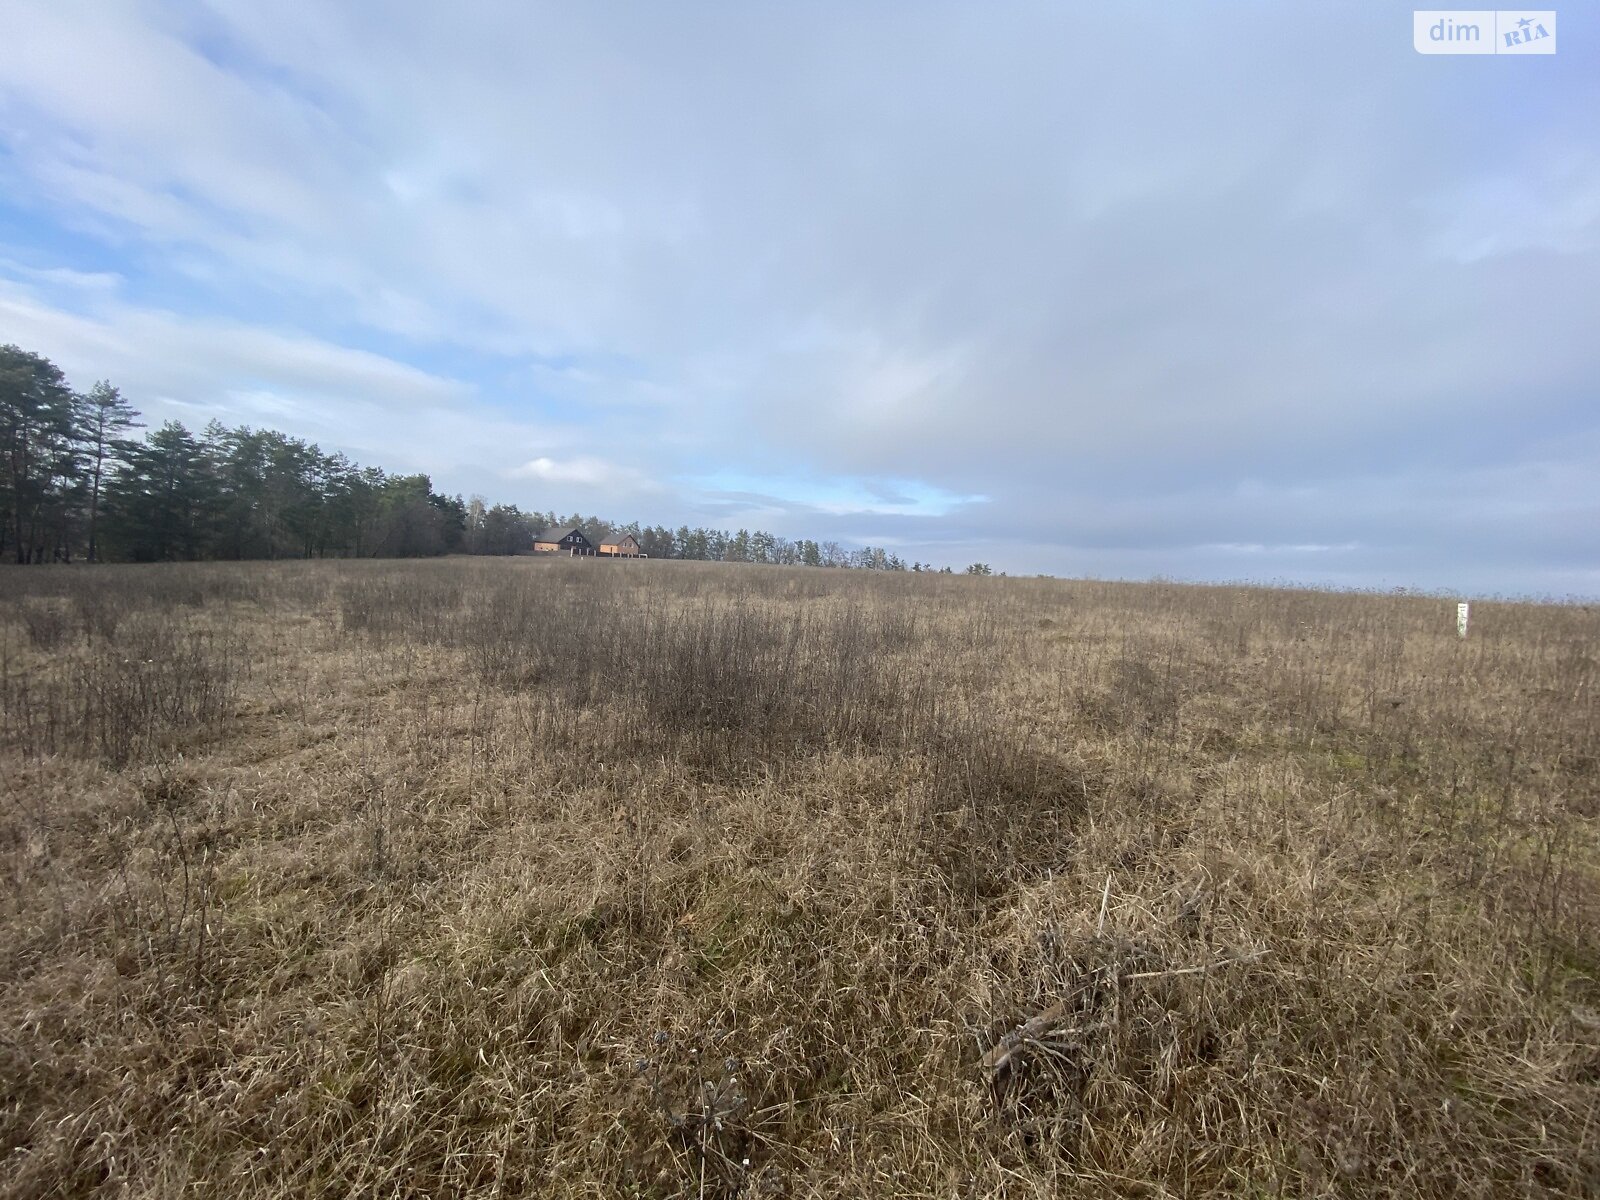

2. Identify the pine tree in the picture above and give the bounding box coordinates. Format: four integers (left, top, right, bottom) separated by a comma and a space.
0, 345, 79, 563
107, 421, 218, 561
77, 381, 142, 562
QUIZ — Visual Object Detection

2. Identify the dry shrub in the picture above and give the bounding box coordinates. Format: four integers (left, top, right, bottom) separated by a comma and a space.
17, 599, 71, 650
338, 572, 464, 642
0, 609, 243, 767
70, 620, 244, 766
74, 591, 128, 644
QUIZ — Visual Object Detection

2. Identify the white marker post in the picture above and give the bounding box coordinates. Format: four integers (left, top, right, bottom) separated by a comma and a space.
1457, 601, 1470, 639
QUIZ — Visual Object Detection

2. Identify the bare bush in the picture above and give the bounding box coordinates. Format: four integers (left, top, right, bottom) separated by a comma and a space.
74, 592, 128, 645
17, 599, 71, 650
1, 611, 243, 767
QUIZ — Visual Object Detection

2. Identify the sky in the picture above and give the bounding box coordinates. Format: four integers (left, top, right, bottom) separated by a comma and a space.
1, 2, 1597, 595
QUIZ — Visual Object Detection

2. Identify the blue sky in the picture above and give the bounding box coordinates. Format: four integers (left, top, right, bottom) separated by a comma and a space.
2, 2, 1597, 594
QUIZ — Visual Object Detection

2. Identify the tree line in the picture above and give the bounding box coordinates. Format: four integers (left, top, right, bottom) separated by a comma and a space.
2, 343, 988, 572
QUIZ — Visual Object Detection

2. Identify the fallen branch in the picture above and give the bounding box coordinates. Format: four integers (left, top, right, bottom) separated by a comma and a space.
981, 948, 1272, 1076
980, 998, 1082, 1075
1120, 947, 1272, 982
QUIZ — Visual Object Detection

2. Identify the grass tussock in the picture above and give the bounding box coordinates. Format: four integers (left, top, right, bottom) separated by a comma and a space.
0, 558, 1596, 1198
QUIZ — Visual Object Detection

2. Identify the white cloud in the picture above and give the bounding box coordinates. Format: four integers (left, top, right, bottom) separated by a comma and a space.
1203, 542, 1362, 555
508, 456, 653, 491
688, 471, 986, 519
0, 280, 467, 409
0, 261, 123, 295
1421, 155, 1600, 263
0, 278, 576, 489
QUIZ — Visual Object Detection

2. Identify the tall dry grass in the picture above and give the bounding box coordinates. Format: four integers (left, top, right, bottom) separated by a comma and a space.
0, 558, 1595, 1197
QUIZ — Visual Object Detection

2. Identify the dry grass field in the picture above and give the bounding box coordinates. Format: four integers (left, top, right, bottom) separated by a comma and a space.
0, 558, 1596, 1198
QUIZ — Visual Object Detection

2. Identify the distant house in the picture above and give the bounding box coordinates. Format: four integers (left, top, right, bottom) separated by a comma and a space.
598, 533, 644, 558
533, 528, 598, 556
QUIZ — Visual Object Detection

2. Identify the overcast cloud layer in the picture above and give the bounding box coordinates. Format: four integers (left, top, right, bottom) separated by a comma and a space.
2, 1, 1597, 593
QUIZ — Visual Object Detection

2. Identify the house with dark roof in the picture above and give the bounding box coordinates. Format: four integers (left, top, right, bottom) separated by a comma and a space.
598, 533, 644, 558
532, 528, 598, 555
